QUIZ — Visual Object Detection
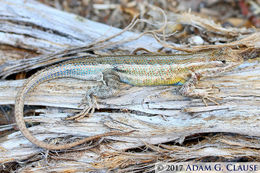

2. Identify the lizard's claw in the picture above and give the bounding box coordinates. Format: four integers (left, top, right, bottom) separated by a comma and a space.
201, 95, 221, 106
200, 87, 222, 106
66, 95, 99, 121
180, 83, 222, 106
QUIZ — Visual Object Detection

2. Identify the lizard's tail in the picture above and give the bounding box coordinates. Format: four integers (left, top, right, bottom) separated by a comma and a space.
14, 67, 123, 150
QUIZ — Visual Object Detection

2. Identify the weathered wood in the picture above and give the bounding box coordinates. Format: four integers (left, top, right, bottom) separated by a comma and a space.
0, 0, 172, 78
0, 59, 259, 166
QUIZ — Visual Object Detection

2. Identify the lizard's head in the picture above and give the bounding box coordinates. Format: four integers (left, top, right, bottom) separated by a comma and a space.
210, 48, 243, 64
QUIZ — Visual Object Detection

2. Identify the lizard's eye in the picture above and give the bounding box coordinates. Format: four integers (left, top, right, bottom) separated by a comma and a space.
221, 60, 226, 64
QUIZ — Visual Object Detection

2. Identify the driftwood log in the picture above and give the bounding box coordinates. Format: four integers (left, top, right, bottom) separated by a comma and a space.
0, 0, 259, 172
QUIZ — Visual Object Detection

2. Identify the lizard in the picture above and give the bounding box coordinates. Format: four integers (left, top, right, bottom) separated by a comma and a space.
15, 48, 243, 150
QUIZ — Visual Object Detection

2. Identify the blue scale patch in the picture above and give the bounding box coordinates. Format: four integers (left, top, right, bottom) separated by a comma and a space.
173, 81, 183, 86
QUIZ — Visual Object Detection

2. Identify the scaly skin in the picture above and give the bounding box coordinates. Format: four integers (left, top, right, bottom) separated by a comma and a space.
15, 49, 243, 150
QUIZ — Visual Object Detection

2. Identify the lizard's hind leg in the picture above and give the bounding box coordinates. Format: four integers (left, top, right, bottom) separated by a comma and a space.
66, 70, 120, 121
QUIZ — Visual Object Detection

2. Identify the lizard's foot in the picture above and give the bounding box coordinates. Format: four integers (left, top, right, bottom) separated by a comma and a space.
179, 71, 222, 106
201, 95, 221, 106
180, 82, 222, 106
187, 88, 222, 106
66, 95, 99, 121
199, 85, 222, 106
67, 105, 94, 121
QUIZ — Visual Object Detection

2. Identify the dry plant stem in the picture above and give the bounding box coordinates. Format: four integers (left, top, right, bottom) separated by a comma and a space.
93, 3, 170, 52
0, 15, 140, 79
121, 4, 259, 53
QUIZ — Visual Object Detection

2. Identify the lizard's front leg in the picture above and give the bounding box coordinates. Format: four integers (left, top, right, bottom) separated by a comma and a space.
179, 71, 220, 106
66, 69, 120, 120
179, 62, 239, 106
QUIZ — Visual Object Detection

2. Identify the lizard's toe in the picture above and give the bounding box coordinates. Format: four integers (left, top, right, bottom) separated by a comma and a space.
201, 94, 222, 106
66, 106, 92, 120
66, 95, 99, 121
